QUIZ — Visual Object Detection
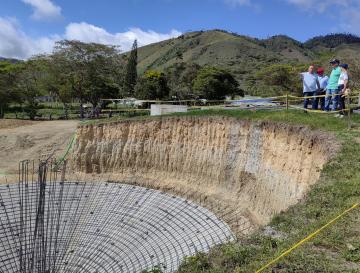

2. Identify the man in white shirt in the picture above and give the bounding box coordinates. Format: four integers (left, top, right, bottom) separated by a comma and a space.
300, 65, 320, 110
313, 67, 328, 110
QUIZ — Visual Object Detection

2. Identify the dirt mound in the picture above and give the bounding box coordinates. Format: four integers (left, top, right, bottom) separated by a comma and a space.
0, 120, 78, 182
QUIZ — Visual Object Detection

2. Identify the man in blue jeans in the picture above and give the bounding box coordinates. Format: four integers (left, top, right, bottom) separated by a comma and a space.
325, 59, 342, 111
300, 65, 320, 110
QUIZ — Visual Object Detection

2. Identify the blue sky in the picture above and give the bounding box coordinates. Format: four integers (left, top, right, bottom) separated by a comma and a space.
1, 0, 360, 59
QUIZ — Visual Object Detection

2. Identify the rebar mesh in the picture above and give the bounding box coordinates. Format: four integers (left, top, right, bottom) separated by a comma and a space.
0, 160, 235, 273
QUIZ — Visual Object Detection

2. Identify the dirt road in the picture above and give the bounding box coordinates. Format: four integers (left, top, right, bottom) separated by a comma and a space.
0, 120, 78, 181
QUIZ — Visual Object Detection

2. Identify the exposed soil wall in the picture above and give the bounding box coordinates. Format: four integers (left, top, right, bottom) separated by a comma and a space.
71, 116, 337, 235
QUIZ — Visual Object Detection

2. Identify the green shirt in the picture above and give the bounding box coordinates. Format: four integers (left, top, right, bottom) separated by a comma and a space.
327, 67, 341, 90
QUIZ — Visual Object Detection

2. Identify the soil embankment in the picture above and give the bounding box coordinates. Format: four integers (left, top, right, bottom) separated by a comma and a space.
72, 116, 337, 235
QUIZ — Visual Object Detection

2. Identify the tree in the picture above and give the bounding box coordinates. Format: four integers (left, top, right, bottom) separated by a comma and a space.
53, 40, 124, 118
0, 61, 21, 118
15, 58, 46, 120
123, 40, 138, 97
135, 70, 169, 100
253, 63, 306, 96
40, 53, 74, 119
192, 66, 242, 100
165, 62, 201, 100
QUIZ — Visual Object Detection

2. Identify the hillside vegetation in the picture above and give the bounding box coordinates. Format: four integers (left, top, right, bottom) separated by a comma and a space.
2, 31, 360, 120
135, 31, 360, 95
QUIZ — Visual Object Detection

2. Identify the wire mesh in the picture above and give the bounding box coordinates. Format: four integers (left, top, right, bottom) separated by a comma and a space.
0, 160, 235, 273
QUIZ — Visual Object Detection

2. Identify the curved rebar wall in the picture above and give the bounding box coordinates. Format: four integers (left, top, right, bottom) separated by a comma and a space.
0, 180, 234, 273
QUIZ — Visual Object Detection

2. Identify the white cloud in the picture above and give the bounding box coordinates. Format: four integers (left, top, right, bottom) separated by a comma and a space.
22, 0, 62, 21
341, 8, 360, 34
0, 17, 181, 59
65, 22, 182, 50
0, 17, 58, 59
284, 0, 360, 34
285, 0, 351, 12
223, 0, 261, 11
224, 0, 252, 6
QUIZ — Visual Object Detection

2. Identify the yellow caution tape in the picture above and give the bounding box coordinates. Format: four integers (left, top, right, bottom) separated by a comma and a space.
289, 93, 360, 100
101, 96, 287, 104
101, 109, 150, 112
101, 93, 358, 105
289, 105, 348, 114
255, 203, 359, 273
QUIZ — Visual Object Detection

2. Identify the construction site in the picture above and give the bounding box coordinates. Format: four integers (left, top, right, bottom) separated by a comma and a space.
2, 0, 360, 269
1, 108, 359, 273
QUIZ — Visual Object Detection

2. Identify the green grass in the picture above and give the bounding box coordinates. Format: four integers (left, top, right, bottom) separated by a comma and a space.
172, 109, 360, 131
111, 108, 360, 273
82, 108, 357, 128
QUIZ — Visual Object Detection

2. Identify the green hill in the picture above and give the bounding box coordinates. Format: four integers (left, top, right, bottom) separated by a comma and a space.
134, 30, 360, 94
260, 35, 316, 61
137, 31, 302, 81
304, 33, 360, 49
0, 57, 20, 64
136, 31, 317, 72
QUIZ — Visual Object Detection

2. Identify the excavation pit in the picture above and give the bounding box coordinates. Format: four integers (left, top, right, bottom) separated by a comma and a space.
72, 116, 338, 234
0, 116, 339, 273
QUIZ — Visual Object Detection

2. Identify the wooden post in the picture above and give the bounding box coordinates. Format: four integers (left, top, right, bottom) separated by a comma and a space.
347, 94, 351, 130
286, 94, 289, 111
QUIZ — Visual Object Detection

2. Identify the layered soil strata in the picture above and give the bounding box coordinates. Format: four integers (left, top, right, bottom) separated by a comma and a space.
72, 116, 337, 235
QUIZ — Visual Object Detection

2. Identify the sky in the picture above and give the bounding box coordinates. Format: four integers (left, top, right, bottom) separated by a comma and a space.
1, 0, 360, 59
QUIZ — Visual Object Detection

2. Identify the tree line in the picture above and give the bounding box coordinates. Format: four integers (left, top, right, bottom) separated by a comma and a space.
0, 40, 242, 120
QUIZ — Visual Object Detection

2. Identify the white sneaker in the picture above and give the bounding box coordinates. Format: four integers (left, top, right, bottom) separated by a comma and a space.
339, 115, 344, 119
334, 114, 340, 117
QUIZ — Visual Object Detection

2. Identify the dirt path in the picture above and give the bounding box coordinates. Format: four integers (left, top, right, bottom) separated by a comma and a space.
0, 120, 79, 182
0, 119, 36, 130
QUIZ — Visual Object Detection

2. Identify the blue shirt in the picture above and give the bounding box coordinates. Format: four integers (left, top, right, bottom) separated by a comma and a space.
301, 72, 319, 93
318, 75, 328, 90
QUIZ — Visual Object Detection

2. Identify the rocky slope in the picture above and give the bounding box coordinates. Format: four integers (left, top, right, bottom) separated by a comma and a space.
71, 116, 337, 235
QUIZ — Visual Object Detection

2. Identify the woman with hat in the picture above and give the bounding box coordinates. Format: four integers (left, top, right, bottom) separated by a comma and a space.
337, 64, 349, 117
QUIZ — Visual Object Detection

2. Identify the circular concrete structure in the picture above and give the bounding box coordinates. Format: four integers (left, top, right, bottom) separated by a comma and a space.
0, 182, 234, 273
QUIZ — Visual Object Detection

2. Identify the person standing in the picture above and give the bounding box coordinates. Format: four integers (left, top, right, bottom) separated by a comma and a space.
300, 65, 320, 110
313, 67, 328, 110
325, 59, 342, 111
337, 64, 349, 117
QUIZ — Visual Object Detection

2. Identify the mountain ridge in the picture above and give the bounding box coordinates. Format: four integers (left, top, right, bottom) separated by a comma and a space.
134, 30, 360, 93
